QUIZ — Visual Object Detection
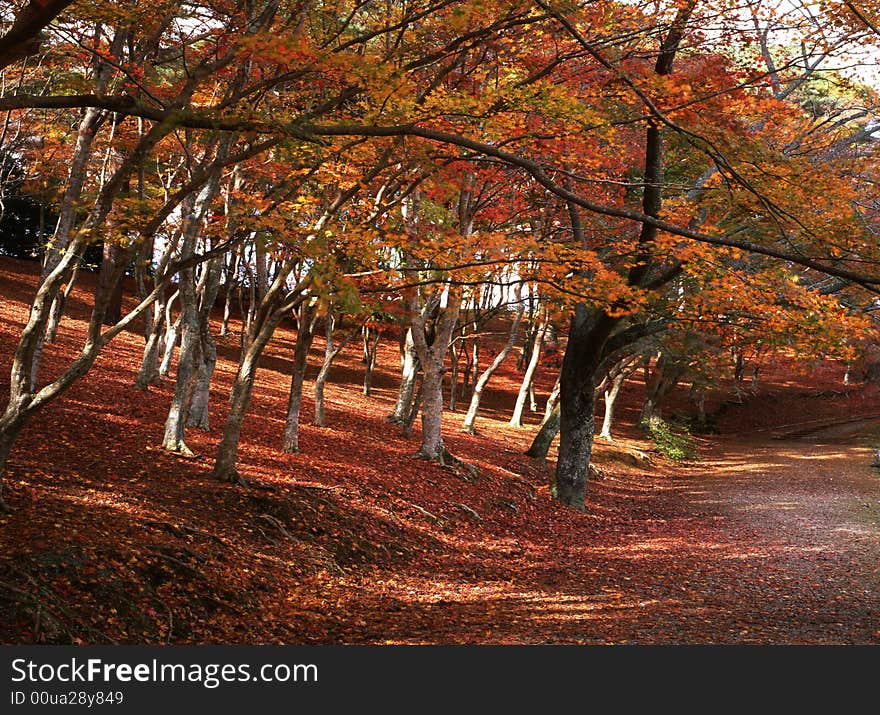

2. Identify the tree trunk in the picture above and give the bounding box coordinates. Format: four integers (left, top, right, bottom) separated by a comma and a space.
186, 328, 217, 430
281, 302, 317, 453
544, 374, 561, 421
639, 354, 682, 430
213, 341, 264, 484
187, 255, 224, 430
220, 250, 239, 337
389, 328, 419, 423
98, 243, 126, 326
402, 377, 423, 439
414, 364, 445, 459
462, 285, 525, 433
509, 310, 548, 427
313, 314, 357, 427
134, 295, 166, 390
44, 262, 79, 344
733, 346, 745, 399
314, 314, 336, 428
29, 29, 123, 385
362, 325, 380, 396
553, 1, 696, 509
554, 306, 617, 510
135, 237, 154, 339
448, 339, 460, 411
212, 262, 309, 482
599, 369, 626, 441
469, 337, 479, 395
161, 276, 200, 454
524, 402, 560, 460
159, 316, 181, 377
411, 292, 461, 459
161, 180, 217, 453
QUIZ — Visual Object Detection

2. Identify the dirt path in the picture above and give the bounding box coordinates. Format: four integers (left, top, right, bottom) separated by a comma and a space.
310, 432, 880, 644
625, 432, 880, 643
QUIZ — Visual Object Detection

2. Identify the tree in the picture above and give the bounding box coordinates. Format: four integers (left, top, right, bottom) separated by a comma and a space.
1, 0, 880, 515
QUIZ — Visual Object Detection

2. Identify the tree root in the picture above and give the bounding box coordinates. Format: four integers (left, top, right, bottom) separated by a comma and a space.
409, 503, 443, 524
214, 465, 247, 485
0, 496, 13, 514
1, 572, 118, 644
162, 440, 196, 458
257, 513, 293, 541
145, 518, 228, 546
452, 501, 482, 523
152, 551, 204, 579
413, 444, 479, 479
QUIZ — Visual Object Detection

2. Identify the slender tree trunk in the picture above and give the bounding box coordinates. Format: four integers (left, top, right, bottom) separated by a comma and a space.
525, 402, 560, 460
135, 237, 154, 339
362, 325, 380, 396
212, 333, 271, 484
98, 243, 127, 326
544, 374, 561, 421
212, 263, 309, 482
510, 310, 548, 427
255, 242, 269, 301
461, 337, 473, 399
517, 293, 536, 371
462, 285, 525, 433
161, 277, 200, 454
389, 328, 418, 423
469, 338, 479, 395
44, 262, 79, 344
411, 292, 461, 459
30, 30, 124, 383
448, 339, 460, 411
220, 249, 239, 337
242, 260, 257, 342
159, 316, 181, 377
161, 180, 217, 454
134, 294, 166, 390
402, 377, 423, 438
732, 346, 745, 399
599, 369, 626, 441
281, 302, 317, 453
313, 314, 357, 427
639, 354, 682, 429
187, 254, 224, 429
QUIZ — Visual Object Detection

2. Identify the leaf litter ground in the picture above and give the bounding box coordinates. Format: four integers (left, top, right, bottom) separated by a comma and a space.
1, 257, 878, 644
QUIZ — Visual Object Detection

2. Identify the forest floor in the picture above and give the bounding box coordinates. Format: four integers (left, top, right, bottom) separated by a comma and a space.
0, 257, 879, 644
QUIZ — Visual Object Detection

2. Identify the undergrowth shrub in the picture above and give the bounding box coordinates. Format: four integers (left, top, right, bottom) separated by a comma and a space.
649, 419, 700, 462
